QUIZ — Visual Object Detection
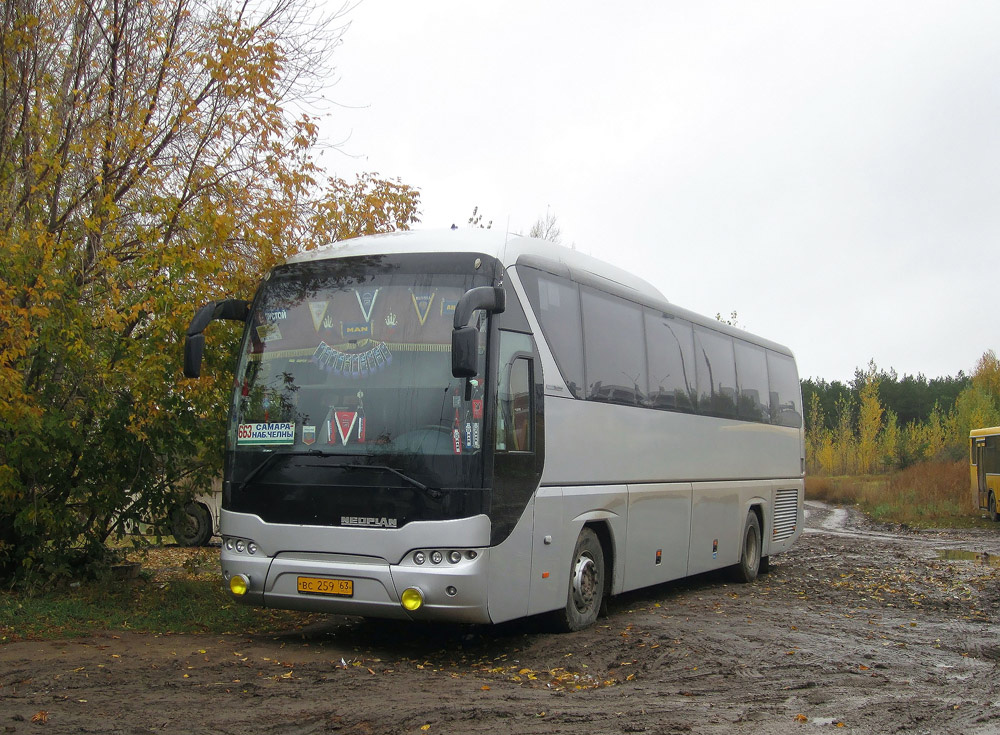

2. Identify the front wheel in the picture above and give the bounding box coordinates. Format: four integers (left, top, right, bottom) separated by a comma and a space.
730, 511, 762, 583
552, 528, 605, 632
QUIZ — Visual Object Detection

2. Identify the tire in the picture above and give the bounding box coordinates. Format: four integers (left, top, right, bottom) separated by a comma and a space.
170, 502, 213, 547
990, 492, 1000, 523
552, 527, 605, 632
730, 511, 762, 583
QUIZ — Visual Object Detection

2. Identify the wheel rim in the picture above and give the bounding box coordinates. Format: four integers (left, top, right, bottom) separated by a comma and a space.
172, 506, 201, 543
571, 552, 598, 612
180, 510, 199, 536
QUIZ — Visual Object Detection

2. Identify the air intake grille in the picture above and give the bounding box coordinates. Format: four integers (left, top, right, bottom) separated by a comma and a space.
772, 488, 799, 541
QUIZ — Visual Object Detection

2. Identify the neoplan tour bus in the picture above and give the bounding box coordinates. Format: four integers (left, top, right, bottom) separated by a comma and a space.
184, 229, 804, 631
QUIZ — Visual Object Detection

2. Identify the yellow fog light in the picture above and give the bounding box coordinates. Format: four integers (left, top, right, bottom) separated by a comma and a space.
400, 587, 424, 611
230, 574, 250, 596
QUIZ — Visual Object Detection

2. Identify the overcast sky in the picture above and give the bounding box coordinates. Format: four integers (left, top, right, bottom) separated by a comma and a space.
313, 1, 1000, 383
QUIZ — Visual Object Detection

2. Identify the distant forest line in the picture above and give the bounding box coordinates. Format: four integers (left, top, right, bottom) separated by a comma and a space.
803, 352, 1000, 475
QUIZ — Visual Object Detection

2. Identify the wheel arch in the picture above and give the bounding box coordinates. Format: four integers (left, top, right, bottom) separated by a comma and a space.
582, 519, 615, 601
745, 498, 767, 555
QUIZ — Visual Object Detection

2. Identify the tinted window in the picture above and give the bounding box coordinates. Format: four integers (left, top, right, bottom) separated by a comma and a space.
734, 340, 770, 423
644, 310, 696, 412
766, 351, 802, 428
520, 269, 584, 397
498, 357, 532, 452
497, 277, 532, 333
580, 287, 646, 405
693, 327, 738, 419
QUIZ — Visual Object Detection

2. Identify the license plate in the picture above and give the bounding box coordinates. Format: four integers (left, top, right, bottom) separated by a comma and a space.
297, 576, 354, 597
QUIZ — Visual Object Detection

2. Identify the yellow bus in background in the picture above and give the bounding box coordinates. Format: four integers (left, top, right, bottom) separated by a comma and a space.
970, 427, 1000, 521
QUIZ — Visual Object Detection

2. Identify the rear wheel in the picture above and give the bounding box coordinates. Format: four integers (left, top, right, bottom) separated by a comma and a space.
990, 492, 999, 523
730, 511, 762, 583
552, 528, 605, 632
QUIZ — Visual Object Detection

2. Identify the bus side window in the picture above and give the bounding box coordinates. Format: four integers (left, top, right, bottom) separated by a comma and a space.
497, 331, 535, 453
498, 357, 532, 452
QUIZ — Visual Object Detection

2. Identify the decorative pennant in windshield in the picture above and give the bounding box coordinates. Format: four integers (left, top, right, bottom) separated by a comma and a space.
312, 341, 392, 378
355, 288, 379, 322
309, 301, 328, 332
325, 404, 366, 445
410, 290, 436, 326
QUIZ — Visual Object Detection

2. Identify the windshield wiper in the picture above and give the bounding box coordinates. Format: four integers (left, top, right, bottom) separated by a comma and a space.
239, 452, 442, 499
342, 463, 442, 499
239, 449, 327, 489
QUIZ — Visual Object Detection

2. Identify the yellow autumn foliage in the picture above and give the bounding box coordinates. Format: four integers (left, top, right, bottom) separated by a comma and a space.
0, 0, 419, 583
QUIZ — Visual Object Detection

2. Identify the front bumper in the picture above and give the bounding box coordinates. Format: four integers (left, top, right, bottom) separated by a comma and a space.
220, 511, 493, 623
222, 547, 491, 623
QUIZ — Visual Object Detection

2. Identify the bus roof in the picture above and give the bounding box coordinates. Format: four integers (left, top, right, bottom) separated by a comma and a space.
287, 229, 666, 303
286, 229, 796, 357
970, 427, 1000, 438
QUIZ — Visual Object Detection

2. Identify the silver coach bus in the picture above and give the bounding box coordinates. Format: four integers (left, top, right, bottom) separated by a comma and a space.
184, 229, 804, 631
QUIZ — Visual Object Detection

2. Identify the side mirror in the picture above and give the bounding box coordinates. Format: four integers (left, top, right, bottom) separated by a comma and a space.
452, 286, 505, 331
451, 286, 505, 378
451, 327, 479, 378
184, 334, 206, 379
183, 299, 250, 379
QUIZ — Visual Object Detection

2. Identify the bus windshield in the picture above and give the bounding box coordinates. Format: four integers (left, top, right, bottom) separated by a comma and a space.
226, 254, 491, 514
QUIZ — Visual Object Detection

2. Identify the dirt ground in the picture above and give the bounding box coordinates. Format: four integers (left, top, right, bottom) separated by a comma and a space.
4, 502, 1000, 735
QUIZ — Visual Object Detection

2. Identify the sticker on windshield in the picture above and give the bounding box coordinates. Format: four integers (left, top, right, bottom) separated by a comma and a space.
342, 322, 371, 339
383, 311, 398, 336
238, 423, 295, 445
255, 323, 281, 342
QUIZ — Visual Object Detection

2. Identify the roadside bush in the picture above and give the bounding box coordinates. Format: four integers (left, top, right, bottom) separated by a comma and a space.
806, 461, 979, 528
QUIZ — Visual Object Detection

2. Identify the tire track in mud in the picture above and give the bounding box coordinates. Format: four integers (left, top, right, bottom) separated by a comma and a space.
5, 506, 1000, 734
806, 500, 1000, 552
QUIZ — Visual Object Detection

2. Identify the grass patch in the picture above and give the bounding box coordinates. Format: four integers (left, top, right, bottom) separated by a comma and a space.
806, 460, 991, 528
0, 546, 318, 642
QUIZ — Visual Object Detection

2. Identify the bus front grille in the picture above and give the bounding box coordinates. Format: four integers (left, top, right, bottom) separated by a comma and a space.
772, 488, 799, 541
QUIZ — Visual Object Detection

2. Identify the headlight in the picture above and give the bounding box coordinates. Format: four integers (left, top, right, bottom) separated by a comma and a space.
448, 550, 462, 564
413, 551, 426, 565
430, 551, 443, 564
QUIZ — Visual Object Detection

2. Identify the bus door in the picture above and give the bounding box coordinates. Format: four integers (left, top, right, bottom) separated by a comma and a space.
492, 331, 540, 518
976, 437, 988, 508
